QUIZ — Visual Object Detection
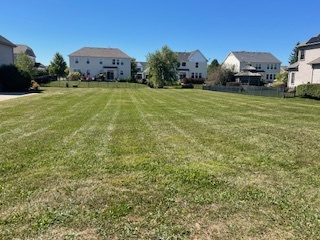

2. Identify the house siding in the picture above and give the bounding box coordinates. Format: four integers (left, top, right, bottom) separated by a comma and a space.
288, 44, 320, 87
177, 50, 207, 79
0, 44, 14, 66
70, 56, 131, 80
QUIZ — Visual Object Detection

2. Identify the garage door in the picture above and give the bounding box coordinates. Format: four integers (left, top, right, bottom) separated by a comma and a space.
312, 65, 320, 83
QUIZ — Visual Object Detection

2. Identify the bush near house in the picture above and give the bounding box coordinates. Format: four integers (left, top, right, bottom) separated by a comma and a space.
0, 64, 31, 91
67, 72, 82, 81
182, 78, 205, 84
296, 84, 320, 99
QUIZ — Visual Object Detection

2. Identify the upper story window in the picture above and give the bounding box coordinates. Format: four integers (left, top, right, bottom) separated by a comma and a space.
86, 58, 90, 64
274, 64, 277, 69
121, 60, 124, 65
300, 50, 305, 60
182, 62, 186, 67
99, 59, 103, 64
112, 59, 116, 65
267, 64, 269, 69
195, 62, 199, 68
271, 64, 274, 70
75, 58, 79, 64
117, 59, 120, 65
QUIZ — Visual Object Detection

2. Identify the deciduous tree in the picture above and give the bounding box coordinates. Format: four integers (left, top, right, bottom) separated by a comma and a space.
14, 52, 37, 78
146, 45, 179, 88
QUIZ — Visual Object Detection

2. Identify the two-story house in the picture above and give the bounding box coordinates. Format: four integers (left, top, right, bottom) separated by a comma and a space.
287, 34, 320, 88
0, 35, 16, 66
222, 51, 281, 83
176, 50, 207, 80
69, 47, 132, 81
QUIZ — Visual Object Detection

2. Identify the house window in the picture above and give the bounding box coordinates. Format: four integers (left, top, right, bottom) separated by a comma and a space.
195, 62, 199, 68
274, 64, 277, 69
267, 64, 269, 69
266, 74, 269, 80
120, 70, 123, 75
271, 64, 273, 70
86, 58, 90, 64
75, 58, 79, 64
182, 62, 186, 67
74, 69, 81, 73
291, 72, 295, 84
112, 59, 116, 65
199, 73, 202, 78
192, 72, 195, 78
117, 59, 120, 65
195, 73, 198, 78
270, 74, 273, 80
258, 64, 261, 69
87, 69, 90, 76
300, 50, 305, 60
99, 59, 103, 64
121, 60, 124, 65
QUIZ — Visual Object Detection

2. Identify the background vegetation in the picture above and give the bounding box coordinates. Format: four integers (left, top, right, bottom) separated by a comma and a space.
1, 87, 320, 239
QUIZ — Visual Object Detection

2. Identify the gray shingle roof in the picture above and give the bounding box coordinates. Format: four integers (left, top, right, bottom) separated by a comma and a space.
176, 50, 198, 62
0, 35, 16, 47
69, 47, 132, 59
232, 51, 281, 63
14, 44, 36, 58
299, 34, 320, 47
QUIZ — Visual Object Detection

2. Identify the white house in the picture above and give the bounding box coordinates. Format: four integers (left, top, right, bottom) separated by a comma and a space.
69, 47, 132, 80
136, 62, 147, 79
176, 50, 207, 80
222, 51, 281, 83
287, 34, 320, 88
0, 35, 16, 66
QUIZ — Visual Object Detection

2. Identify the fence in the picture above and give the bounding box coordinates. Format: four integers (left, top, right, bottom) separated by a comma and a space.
203, 85, 295, 98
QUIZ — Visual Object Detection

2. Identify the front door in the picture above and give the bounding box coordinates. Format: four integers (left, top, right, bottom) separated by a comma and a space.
106, 70, 114, 80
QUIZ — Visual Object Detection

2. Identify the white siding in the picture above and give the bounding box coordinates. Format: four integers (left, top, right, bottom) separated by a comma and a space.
223, 53, 240, 72
312, 65, 320, 83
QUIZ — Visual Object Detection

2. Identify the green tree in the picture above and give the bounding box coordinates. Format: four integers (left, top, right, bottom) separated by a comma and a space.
14, 52, 37, 78
48, 52, 67, 78
274, 72, 288, 85
146, 45, 179, 88
131, 59, 138, 81
206, 65, 235, 86
207, 59, 220, 76
289, 42, 300, 65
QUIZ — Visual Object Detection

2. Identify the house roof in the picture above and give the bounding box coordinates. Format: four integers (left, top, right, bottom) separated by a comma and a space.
14, 44, 36, 58
230, 51, 281, 64
298, 34, 320, 48
175, 50, 207, 62
176, 51, 196, 62
69, 47, 132, 59
287, 62, 299, 69
309, 57, 320, 65
234, 71, 261, 77
0, 35, 16, 47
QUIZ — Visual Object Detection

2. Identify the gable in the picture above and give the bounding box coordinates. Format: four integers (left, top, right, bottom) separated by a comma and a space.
188, 50, 207, 62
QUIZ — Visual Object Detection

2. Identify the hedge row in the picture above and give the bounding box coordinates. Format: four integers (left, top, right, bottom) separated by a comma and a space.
296, 84, 320, 99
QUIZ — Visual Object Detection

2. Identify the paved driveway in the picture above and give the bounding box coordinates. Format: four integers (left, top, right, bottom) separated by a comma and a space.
0, 92, 35, 102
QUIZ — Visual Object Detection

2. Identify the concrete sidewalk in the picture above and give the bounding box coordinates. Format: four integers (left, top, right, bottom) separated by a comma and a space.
0, 92, 36, 102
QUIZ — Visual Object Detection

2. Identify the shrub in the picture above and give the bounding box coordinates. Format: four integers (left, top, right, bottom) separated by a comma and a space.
181, 83, 194, 89
67, 72, 82, 81
0, 64, 31, 91
182, 78, 205, 84
30, 80, 40, 91
296, 84, 320, 99
226, 82, 241, 86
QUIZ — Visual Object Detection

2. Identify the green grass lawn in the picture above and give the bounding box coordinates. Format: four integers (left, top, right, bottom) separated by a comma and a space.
1, 87, 320, 239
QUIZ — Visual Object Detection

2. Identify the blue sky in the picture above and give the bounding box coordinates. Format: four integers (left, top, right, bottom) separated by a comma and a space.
1, 0, 319, 66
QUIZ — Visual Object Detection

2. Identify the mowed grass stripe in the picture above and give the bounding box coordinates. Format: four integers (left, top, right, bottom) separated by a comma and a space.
1, 87, 320, 239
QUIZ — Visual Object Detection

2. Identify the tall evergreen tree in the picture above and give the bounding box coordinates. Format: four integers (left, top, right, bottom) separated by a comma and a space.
48, 52, 67, 78
289, 42, 300, 65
